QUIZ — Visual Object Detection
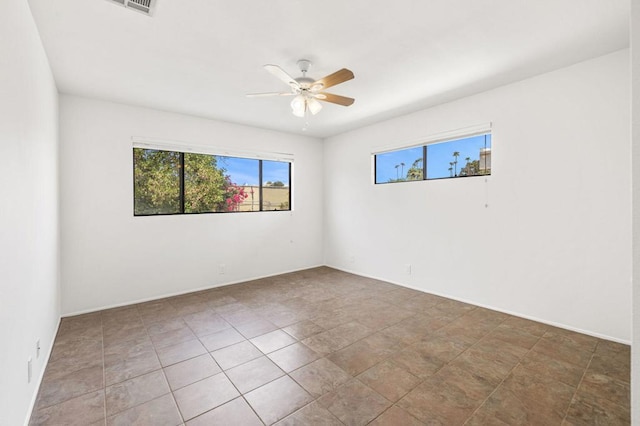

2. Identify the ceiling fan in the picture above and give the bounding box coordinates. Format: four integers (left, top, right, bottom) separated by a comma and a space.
247, 59, 355, 118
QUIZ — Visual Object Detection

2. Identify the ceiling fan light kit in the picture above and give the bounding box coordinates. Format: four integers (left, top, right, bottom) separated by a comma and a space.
247, 59, 355, 119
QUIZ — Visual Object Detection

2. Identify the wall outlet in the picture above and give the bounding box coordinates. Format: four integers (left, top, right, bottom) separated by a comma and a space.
36, 339, 41, 359
219, 264, 225, 275
27, 357, 32, 383
404, 264, 412, 275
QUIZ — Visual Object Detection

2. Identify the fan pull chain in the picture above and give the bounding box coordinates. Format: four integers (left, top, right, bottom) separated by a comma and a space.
302, 105, 310, 131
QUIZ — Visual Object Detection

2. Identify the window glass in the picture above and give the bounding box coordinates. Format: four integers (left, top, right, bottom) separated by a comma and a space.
134, 148, 290, 215
375, 146, 423, 184
184, 153, 224, 213
373, 132, 491, 184
262, 160, 290, 211
133, 148, 181, 215
217, 156, 260, 212
426, 134, 492, 179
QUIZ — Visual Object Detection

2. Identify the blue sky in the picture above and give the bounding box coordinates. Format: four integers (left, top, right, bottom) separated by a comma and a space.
376, 134, 491, 183
376, 146, 423, 182
217, 156, 290, 186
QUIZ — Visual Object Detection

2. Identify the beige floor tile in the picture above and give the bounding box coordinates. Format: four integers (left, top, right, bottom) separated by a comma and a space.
173, 373, 239, 421
578, 371, 630, 409
564, 390, 631, 425
397, 366, 493, 424
282, 320, 325, 340
467, 386, 561, 425
543, 327, 599, 352
211, 340, 262, 370
501, 365, 576, 419
369, 405, 424, 426
234, 318, 279, 339
275, 401, 342, 426
485, 324, 540, 350
250, 329, 297, 354
317, 379, 391, 426
450, 343, 521, 387
531, 337, 593, 368
267, 342, 321, 372
103, 323, 148, 346
36, 363, 104, 409
104, 346, 160, 386
326, 332, 400, 376
518, 349, 585, 387
106, 393, 182, 426
199, 327, 246, 352
302, 330, 351, 355
244, 376, 314, 425
358, 360, 421, 402
290, 357, 352, 397
150, 326, 198, 350
29, 268, 631, 425
588, 348, 631, 383
164, 354, 221, 390
105, 369, 170, 416
155, 339, 208, 367
226, 356, 284, 393
182, 310, 231, 337
30, 390, 105, 426
146, 318, 187, 336
186, 397, 262, 426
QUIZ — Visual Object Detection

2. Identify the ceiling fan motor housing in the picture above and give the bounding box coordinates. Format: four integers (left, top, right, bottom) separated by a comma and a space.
297, 59, 312, 74
295, 77, 315, 89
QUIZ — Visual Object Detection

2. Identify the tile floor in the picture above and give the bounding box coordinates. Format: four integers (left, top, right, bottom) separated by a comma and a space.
29, 267, 630, 425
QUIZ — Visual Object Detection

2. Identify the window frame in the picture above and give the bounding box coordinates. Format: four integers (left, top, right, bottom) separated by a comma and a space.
133, 148, 292, 216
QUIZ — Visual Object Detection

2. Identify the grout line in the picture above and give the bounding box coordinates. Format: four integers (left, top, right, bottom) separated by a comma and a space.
461, 318, 541, 425
151, 333, 190, 423
240, 394, 267, 426
39, 271, 629, 425
560, 341, 598, 424
100, 312, 107, 425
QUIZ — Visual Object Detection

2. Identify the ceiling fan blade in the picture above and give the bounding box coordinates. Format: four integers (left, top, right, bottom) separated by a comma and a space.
312, 68, 354, 90
264, 64, 300, 89
318, 92, 355, 106
246, 92, 294, 97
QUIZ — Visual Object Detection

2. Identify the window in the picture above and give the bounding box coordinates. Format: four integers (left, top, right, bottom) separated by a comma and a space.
375, 146, 424, 184
133, 148, 291, 215
262, 160, 291, 211
374, 133, 491, 184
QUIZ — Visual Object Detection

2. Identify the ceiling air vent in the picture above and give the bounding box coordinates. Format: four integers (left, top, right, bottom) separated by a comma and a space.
106, 0, 155, 16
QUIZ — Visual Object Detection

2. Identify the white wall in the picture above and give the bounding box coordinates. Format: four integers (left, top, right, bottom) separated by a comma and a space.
59, 96, 324, 315
0, 1, 60, 425
324, 50, 631, 342
631, 0, 639, 421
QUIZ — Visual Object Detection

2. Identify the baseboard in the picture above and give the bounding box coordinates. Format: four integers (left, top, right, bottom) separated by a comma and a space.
328, 264, 631, 345
23, 316, 61, 426
61, 264, 326, 318
61, 262, 630, 345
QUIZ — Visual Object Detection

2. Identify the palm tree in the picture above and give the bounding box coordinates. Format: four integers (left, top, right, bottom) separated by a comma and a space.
452, 151, 460, 176
407, 157, 423, 180
462, 156, 471, 176
448, 166, 453, 177
395, 164, 399, 180
400, 162, 405, 178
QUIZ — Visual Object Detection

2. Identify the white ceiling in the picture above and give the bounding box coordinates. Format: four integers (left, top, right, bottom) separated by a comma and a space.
28, 0, 629, 138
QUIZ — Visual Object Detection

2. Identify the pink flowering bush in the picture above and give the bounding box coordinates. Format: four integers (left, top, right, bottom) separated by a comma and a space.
223, 176, 248, 212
